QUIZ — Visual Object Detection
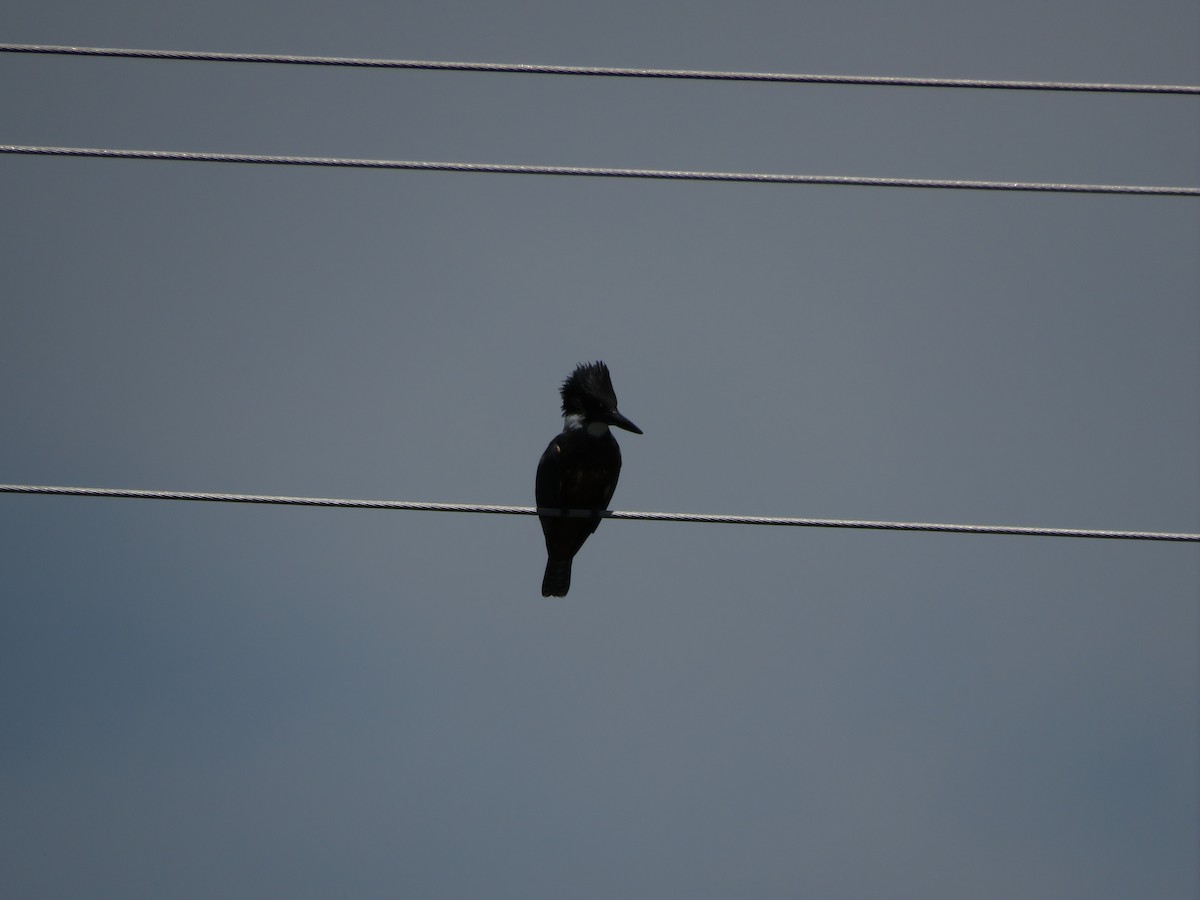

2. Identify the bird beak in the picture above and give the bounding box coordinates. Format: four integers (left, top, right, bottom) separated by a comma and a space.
607, 409, 643, 434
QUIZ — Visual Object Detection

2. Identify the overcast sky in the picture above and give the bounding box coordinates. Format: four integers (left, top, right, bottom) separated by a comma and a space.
2, 2, 1198, 898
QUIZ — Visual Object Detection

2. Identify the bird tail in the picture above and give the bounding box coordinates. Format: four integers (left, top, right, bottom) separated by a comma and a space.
541, 559, 572, 597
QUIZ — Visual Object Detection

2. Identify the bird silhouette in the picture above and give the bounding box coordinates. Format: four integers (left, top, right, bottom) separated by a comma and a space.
535, 362, 642, 596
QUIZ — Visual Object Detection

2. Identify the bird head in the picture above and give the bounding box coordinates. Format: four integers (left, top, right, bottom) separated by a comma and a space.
560, 361, 642, 434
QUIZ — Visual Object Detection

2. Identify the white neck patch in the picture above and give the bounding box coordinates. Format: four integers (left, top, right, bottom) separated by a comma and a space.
563, 414, 610, 437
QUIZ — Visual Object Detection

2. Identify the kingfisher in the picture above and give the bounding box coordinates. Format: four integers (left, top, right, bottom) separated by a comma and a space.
536, 361, 642, 597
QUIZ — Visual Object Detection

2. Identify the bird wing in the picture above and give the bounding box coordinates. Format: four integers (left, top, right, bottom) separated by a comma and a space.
535, 436, 565, 510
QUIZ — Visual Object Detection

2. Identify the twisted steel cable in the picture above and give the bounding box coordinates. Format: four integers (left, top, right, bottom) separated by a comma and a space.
3, 145, 1197, 195
2, 484, 1196, 542
2, 43, 1198, 94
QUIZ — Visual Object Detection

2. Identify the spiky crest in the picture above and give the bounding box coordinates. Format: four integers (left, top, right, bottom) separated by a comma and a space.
560, 361, 618, 416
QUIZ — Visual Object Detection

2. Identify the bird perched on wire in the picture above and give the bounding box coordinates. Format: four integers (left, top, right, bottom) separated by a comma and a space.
535, 361, 642, 597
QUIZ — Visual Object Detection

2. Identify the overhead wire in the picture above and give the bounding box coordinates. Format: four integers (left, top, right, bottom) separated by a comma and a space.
2, 484, 1196, 543
2, 43, 1198, 94
3, 145, 1196, 195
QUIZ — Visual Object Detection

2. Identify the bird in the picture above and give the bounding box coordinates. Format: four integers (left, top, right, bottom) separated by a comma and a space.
535, 361, 642, 597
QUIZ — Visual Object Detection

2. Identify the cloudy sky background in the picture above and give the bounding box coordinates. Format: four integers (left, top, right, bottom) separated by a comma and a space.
2, 2, 1198, 897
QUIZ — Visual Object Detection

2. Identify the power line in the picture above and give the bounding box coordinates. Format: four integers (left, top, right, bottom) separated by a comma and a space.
2, 484, 1196, 543
2, 43, 1198, 95
3, 145, 1196, 196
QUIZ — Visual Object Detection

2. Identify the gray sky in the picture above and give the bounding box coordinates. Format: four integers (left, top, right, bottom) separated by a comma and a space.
2, 2, 1198, 898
